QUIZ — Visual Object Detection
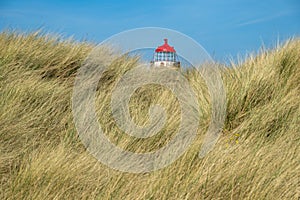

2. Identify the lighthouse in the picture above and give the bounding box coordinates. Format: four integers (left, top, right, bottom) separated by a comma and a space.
151, 39, 180, 68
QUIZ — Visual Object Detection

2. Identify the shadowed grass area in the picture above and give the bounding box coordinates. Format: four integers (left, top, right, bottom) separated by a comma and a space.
0, 31, 299, 199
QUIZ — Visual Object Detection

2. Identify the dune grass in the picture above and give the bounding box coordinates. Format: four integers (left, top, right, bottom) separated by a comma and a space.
0, 31, 299, 199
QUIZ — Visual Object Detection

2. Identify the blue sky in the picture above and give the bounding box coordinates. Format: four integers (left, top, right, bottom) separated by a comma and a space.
0, 0, 299, 63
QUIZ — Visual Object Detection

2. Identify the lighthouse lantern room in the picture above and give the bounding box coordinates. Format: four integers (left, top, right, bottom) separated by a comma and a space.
152, 39, 180, 68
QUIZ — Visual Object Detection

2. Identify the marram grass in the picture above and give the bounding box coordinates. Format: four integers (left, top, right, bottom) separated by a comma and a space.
0, 31, 299, 199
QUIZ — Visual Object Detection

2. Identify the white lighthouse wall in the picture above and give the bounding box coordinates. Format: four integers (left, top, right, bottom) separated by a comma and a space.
154, 61, 176, 67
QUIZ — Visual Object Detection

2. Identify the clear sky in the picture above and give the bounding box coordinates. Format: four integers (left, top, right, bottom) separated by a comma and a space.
0, 0, 299, 63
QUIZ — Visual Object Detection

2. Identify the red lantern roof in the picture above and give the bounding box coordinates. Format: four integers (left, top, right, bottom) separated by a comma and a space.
155, 39, 176, 53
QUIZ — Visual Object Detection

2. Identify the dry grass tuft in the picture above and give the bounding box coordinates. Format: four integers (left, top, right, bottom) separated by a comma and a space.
0, 31, 299, 199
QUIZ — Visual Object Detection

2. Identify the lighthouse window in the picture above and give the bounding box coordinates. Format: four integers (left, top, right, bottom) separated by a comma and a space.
165, 52, 174, 62
163, 52, 167, 61
155, 52, 160, 61
155, 52, 178, 61
158, 52, 163, 61
170, 53, 175, 61
158, 52, 164, 61
166, 53, 170, 61
154, 53, 158, 61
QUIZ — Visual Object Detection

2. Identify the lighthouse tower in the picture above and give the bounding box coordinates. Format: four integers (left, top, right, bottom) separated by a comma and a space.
152, 39, 180, 68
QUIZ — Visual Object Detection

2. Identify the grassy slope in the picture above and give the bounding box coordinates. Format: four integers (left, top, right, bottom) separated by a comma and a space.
0, 31, 299, 199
